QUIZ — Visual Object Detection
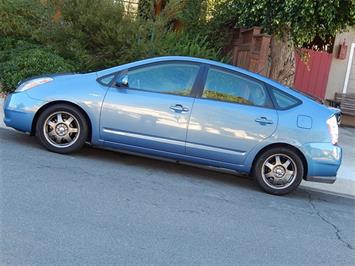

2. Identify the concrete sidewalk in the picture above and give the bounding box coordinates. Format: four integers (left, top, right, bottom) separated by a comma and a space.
1, 97, 354, 197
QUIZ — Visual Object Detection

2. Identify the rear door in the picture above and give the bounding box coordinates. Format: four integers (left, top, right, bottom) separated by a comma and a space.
186, 66, 278, 165
100, 61, 202, 154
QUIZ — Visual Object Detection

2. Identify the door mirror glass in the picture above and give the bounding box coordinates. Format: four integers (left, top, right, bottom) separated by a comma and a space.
116, 74, 129, 87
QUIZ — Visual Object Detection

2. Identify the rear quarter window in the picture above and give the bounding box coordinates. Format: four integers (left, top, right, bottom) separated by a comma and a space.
271, 88, 301, 109
97, 74, 115, 86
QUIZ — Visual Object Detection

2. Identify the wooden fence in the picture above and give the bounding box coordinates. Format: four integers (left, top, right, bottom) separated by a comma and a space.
294, 49, 333, 99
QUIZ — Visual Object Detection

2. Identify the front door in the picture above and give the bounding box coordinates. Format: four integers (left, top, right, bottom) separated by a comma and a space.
100, 61, 201, 154
186, 66, 278, 166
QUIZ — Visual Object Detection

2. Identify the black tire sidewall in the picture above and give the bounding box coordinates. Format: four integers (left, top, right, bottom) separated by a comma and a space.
36, 104, 88, 154
253, 147, 304, 195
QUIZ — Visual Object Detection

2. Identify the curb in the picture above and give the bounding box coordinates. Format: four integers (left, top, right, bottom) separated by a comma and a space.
300, 177, 355, 198
299, 185, 355, 200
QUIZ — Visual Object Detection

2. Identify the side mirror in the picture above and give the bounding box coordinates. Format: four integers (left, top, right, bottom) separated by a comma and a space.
116, 75, 128, 88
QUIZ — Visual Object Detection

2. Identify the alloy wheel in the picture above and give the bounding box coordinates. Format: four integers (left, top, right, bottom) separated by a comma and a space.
43, 111, 80, 148
261, 153, 297, 190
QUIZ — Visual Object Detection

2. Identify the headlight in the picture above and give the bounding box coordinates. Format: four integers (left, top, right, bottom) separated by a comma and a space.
16, 77, 53, 92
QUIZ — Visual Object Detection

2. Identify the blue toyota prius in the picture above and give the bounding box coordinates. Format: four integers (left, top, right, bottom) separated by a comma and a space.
3, 56, 342, 195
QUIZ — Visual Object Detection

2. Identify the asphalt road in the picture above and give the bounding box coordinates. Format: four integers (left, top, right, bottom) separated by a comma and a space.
1, 128, 355, 265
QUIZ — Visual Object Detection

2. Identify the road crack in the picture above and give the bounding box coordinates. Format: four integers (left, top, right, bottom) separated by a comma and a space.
307, 192, 355, 251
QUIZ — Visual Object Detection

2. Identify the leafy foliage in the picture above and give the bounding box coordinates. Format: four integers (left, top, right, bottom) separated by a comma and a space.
138, 0, 156, 19
208, 0, 355, 47
0, 0, 221, 92
0, 0, 50, 38
203, 90, 251, 105
0, 38, 74, 92
1, 0, 354, 93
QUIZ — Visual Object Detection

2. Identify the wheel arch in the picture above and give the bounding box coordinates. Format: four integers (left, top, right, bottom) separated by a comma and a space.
251, 143, 308, 180
31, 100, 92, 142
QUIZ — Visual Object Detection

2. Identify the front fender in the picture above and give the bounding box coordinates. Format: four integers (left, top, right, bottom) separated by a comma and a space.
25, 73, 109, 144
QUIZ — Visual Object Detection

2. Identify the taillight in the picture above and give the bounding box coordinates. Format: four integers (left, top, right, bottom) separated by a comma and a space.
326, 115, 338, 145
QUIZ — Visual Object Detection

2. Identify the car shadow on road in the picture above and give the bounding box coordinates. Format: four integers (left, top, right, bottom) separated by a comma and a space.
79, 144, 261, 192
1, 128, 262, 193
1, 128, 353, 205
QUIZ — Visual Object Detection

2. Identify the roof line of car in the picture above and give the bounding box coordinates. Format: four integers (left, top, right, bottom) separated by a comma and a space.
95, 56, 283, 87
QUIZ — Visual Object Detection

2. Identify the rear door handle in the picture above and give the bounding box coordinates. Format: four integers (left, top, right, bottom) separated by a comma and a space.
170, 104, 189, 113
255, 117, 274, 125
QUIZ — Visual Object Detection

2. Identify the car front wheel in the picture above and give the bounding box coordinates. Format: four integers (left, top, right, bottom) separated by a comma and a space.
36, 104, 88, 154
253, 147, 304, 195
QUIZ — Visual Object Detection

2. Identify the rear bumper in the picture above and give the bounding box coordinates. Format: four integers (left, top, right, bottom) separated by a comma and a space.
301, 143, 342, 184
3, 92, 45, 133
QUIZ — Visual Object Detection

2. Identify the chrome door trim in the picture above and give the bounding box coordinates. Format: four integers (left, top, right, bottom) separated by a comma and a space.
102, 128, 186, 147
186, 142, 246, 156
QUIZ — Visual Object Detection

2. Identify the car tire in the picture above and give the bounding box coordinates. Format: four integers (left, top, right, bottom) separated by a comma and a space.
253, 147, 304, 195
36, 104, 88, 154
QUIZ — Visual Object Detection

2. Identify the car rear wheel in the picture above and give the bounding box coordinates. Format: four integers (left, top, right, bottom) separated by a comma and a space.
253, 147, 304, 195
36, 104, 88, 153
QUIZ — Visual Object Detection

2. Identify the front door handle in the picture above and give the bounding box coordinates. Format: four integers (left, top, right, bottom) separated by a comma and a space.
255, 117, 274, 125
170, 104, 189, 113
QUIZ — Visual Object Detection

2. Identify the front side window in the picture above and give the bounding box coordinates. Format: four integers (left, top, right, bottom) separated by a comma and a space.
202, 68, 268, 107
124, 63, 200, 96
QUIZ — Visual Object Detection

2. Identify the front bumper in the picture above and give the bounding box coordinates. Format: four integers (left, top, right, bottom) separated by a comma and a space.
302, 143, 342, 184
3, 92, 45, 133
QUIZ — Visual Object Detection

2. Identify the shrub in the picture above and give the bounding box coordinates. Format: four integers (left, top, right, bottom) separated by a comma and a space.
0, 0, 50, 39
129, 29, 223, 61
0, 0, 223, 93
0, 39, 74, 93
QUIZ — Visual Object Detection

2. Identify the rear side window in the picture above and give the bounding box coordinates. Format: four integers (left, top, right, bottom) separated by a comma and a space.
271, 88, 300, 109
202, 67, 268, 107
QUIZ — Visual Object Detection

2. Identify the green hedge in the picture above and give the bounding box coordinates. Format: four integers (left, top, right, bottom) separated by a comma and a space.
0, 39, 74, 93
0, 1, 223, 93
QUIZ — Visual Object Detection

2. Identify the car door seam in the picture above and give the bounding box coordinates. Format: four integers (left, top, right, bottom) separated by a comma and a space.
98, 81, 112, 140
184, 97, 196, 154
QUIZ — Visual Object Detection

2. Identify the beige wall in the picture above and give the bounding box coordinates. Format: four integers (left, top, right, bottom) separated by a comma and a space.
347, 46, 355, 93
325, 28, 355, 99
